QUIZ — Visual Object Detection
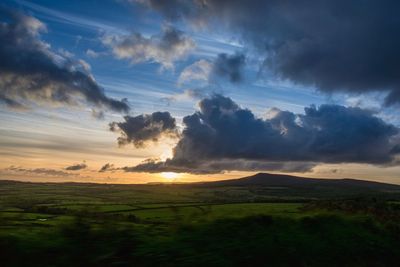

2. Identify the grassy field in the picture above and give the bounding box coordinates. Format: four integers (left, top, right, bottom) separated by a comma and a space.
1, 180, 400, 266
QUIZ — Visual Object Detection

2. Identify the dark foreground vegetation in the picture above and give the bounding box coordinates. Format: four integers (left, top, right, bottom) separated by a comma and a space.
1, 175, 400, 266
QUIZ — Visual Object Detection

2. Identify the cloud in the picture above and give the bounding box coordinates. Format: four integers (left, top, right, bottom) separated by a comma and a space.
172, 52, 246, 103
5, 166, 76, 177
65, 162, 87, 171
103, 26, 195, 69
121, 94, 400, 174
0, 8, 129, 112
178, 59, 212, 85
161, 88, 206, 105
0, 94, 26, 110
175, 95, 399, 163
136, 0, 400, 106
211, 52, 245, 83
110, 111, 178, 147
99, 163, 115, 172
125, 158, 316, 174
86, 49, 101, 58
178, 52, 246, 86
91, 109, 105, 120
204, 160, 316, 173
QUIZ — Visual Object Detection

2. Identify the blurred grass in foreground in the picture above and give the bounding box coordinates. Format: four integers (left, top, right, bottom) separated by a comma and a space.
1, 181, 400, 266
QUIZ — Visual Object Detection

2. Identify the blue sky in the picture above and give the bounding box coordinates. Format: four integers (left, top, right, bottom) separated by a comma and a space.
1, 0, 399, 183
3, 0, 331, 115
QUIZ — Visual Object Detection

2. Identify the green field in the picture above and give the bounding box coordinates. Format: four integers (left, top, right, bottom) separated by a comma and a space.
1, 181, 400, 266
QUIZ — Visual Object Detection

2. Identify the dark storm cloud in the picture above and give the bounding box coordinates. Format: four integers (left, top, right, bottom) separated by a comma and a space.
136, 0, 400, 106
205, 160, 316, 173
65, 163, 87, 171
175, 95, 399, 163
122, 94, 400, 174
0, 8, 129, 112
110, 112, 178, 148
125, 158, 316, 174
103, 26, 195, 69
178, 52, 246, 86
99, 163, 115, 172
211, 53, 245, 83
122, 158, 200, 173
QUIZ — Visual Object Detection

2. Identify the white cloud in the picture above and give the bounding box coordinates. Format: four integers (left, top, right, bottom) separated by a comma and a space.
178, 59, 212, 85
103, 26, 195, 70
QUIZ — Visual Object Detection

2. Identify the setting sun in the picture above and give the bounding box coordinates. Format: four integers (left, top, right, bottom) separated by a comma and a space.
160, 172, 179, 180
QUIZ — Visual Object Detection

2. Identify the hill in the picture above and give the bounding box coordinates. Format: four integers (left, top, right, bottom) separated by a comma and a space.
202, 172, 399, 188
1, 173, 400, 200
196, 173, 400, 198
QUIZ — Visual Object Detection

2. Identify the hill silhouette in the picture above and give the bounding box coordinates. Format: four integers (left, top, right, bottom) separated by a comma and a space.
199, 172, 400, 193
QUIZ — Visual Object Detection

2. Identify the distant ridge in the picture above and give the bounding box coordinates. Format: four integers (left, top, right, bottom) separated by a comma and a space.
0, 173, 399, 191
199, 172, 400, 190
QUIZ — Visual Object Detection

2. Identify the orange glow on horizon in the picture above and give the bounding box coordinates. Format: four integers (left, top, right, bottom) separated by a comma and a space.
160, 172, 180, 181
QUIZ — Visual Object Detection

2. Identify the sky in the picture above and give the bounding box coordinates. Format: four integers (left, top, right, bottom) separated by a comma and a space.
1, 0, 400, 184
